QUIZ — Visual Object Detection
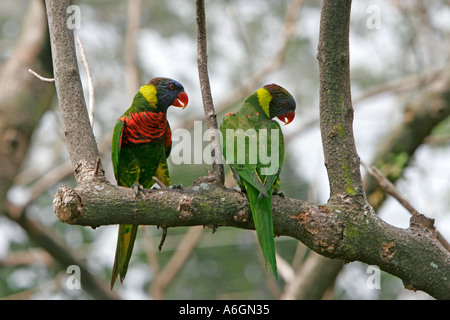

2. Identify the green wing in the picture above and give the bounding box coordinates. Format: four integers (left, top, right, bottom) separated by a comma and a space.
220, 111, 282, 279
111, 118, 125, 182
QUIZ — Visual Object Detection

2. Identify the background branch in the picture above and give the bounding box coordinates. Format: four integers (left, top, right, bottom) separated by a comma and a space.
75, 35, 95, 129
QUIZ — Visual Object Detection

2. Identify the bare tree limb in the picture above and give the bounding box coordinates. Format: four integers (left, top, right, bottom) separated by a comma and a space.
28, 68, 55, 82
45, 0, 105, 184
195, 0, 224, 183
317, 0, 365, 201
362, 161, 450, 252
150, 226, 204, 299
53, 177, 450, 299
183, 0, 304, 131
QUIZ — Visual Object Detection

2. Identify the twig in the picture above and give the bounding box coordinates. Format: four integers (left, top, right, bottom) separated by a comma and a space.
195, 0, 224, 183
183, 0, 304, 131
152, 176, 166, 189
28, 68, 54, 82
362, 161, 450, 252
362, 161, 420, 216
150, 226, 204, 299
75, 35, 95, 129
158, 226, 168, 251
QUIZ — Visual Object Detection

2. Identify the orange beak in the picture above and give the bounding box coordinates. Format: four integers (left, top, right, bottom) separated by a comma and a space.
173, 91, 189, 109
277, 111, 295, 125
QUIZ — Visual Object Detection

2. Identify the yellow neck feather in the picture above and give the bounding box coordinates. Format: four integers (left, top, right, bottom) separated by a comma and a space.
256, 87, 272, 118
139, 84, 158, 107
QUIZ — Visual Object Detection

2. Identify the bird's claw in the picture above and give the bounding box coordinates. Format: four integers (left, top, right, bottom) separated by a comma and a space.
232, 185, 247, 196
273, 190, 285, 198
131, 182, 144, 198
168, 184, 183, 190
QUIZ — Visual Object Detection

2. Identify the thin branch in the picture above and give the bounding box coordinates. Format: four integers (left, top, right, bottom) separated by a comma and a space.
152, 176, 167, 189
362, 162, 420, 216
28, 68, 55, 82
150, 226, 204, 299
362, 161, 450, 252
183, 0, 304, 130
195, 0, 224, 183
75, 35, 95, 129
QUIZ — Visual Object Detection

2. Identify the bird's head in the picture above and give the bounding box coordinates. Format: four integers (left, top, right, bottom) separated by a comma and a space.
140, 77, 189, 112
256, 83, 296, 125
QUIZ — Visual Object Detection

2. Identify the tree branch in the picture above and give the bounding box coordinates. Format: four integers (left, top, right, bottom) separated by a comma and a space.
317, 0, 365, 201
195, 0, 224, 183
53, 175, 450, 299
45, 0, 105, 184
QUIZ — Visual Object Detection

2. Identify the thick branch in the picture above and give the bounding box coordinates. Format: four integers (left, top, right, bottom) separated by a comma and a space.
317, 0, 365, 201
53, 177, 450, 299
45, 0, 104, 183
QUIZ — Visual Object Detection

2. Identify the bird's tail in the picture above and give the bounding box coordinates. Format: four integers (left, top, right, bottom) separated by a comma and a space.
111, 224, 138, 289
244, 182, 278, 279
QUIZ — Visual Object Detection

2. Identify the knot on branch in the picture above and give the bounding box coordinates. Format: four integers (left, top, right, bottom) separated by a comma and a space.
409, 213, 435, 232
291, 203, 342, 257
177, 194, 194, 220
53, 185, 84, 224
380, 241, 396, 262
74, 158, 106, 184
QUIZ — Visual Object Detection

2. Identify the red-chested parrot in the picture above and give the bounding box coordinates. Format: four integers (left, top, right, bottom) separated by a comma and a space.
110, 77, 188, 289
220, 84, 296, 279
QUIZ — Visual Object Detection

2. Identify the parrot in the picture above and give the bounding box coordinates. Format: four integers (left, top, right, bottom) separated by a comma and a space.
219, 84, 296, 279
110, 77, 188, 289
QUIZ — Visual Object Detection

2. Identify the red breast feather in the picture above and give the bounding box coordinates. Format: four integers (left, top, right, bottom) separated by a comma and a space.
120, 111, 169, 146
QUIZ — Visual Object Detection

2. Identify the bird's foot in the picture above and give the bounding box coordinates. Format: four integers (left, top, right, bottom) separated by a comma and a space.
131, 182, 144, 198
273, 190, 286, 198
232, 185, 247, 197
168, 184, 183, 190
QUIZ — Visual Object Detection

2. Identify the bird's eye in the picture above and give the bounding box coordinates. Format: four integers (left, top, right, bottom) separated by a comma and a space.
283, 102, 289, 108
169, 83, 175, 90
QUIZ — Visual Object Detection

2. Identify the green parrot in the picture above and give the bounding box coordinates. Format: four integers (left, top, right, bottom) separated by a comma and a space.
110, 77, 188, 289
220, 84, 296, 279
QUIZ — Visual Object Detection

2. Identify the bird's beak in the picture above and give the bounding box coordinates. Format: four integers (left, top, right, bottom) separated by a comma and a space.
277, 111, 295, 125
173, 92, 189, 110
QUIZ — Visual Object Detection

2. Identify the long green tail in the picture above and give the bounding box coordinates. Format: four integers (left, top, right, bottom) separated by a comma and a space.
111, 224, 138, 289
244, 181, 278, 279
